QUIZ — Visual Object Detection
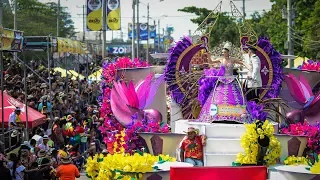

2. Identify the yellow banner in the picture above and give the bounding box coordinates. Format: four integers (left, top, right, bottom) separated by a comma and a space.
0, 26, 23, 51
86, 0, 103, 31
56, 37, 87, 54
107, 0, 121, 30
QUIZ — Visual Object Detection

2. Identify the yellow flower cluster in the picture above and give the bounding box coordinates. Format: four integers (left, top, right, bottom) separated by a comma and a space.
236, 120, 281, 166
86, 153, 176, 180
311, 162, 320, 174
309, 154, 320, 174
283, 155, 308, 165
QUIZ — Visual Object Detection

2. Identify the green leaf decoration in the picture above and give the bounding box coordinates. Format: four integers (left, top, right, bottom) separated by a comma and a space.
136, 149, 143, 156
153, 166, 159, 170
86, 173, 91, 178
115, 169, 124, 173
159, 156, 163, 162
116, 175, 124, 179
232, 162, 241, 166
314, 153, 319, 162
307, 160, 313, 167
306, 167, 310, 171
160, 122, 165, 127
158, 160, 165, 164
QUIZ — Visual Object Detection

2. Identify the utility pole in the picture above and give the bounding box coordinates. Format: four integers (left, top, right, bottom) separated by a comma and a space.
14, 0, 17, 61
82, 5, 85, 42
131, 0, 136, 60
0, 0, 4, 144
57, 0, 60, 36
287, 0, 294, 68
158, 19, 160, 52
242, 0, 245, 19
146, 3, 149, 63
14, 0, 17, 30
0, 0, 2, 26
102, 0, 107, 59
136, 0, 140, 59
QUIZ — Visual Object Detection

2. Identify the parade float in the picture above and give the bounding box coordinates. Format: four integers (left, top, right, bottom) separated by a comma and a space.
89, 1, 320, 179
165, 1, 320, 179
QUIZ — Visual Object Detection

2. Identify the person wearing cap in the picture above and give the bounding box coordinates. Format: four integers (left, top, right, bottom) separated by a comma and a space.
38, 135, 50, 151
56, 155, 80, 180
243, 45, 262, 102
180, 127, 206, 166
8, 107, 22, 130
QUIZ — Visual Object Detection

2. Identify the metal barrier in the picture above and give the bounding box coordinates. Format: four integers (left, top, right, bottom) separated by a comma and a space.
0, 129, 24, 153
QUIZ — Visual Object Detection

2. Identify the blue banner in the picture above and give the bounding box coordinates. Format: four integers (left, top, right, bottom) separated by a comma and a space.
155, 36, 164, 44
139, 23, 148, 40
128, 23, 157, 40
149, 25, 156, 39
128, 23, 135, 39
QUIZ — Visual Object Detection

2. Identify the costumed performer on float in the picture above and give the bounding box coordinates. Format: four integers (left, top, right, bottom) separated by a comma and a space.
243, 46, 262, 102
198, 42, 250, 123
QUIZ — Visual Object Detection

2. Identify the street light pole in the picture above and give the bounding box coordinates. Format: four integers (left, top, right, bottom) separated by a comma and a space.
57, 0, 60, 36
131, 0, 136, 60
0, 0, 4, 144
158, 19, 160, 52
146, 3, 149, 63
136, 0, 140, 59
287, 0, 294, 68
102, 0, 107, 59
14, 0, 17, 61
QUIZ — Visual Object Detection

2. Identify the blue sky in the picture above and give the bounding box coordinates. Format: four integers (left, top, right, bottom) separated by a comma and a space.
40, 0, 273, 41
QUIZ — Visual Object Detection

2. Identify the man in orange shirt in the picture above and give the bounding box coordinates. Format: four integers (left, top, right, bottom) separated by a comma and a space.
56, 155, 80, 180
180, 127, 206, 166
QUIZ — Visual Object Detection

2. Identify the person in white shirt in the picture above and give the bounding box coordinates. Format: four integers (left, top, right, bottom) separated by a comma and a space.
31, 129, 43, 145
8, 107, 21, 130
244, 46, 262, 102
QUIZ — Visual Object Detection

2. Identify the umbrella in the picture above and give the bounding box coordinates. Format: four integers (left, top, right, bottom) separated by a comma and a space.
0, 92, 46, 128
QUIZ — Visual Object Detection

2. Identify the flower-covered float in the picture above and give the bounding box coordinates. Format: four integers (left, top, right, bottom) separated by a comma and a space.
90, 57, 189, 179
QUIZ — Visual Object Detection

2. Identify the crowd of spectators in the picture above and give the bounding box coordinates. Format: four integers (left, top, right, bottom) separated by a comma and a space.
0, 57, 106, 179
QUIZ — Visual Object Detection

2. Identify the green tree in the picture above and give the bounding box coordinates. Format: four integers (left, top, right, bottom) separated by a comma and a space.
178, 6, 239, 47
3, 0, 75, 37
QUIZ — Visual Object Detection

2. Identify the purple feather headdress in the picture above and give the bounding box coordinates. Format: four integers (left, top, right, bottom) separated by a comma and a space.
164, 36, 193, 104
257, 37, 283, 99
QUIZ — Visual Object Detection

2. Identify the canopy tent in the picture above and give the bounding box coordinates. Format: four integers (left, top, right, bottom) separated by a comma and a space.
0, 92, 46, 128
88, 68, 102, 81
53, 67, 85, 80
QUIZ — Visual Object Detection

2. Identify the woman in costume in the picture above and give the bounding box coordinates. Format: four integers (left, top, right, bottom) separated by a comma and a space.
197, 42, 249, 123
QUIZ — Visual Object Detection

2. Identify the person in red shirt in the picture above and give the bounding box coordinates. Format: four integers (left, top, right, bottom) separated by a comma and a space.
56, 155, 80, 180
180, 127, 206, 166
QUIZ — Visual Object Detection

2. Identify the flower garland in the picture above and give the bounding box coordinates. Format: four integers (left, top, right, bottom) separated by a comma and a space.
280, 122, 320, 154
86, 153, 176, 180
98, 57, 150, 153
284, 155, 308, 165
298, 59, 320, 72
235, 120, 281, 166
